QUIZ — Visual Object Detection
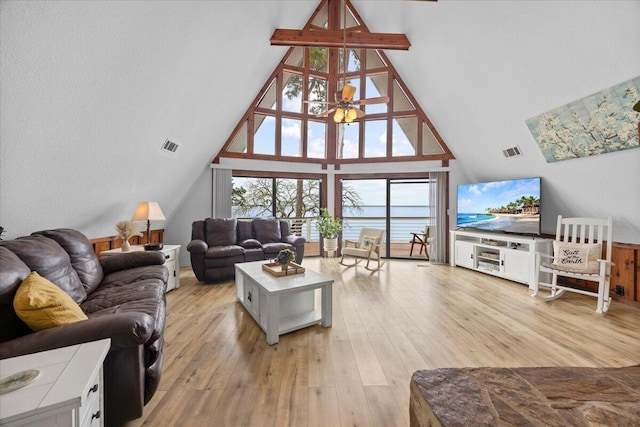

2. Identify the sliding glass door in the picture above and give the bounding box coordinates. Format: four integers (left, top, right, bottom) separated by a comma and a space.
341, 177, 433, 259
389, 178, 432, 259
341, 179, 388, 257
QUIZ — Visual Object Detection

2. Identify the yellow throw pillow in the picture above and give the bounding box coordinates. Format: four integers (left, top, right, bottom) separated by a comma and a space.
13, 272, 88, 331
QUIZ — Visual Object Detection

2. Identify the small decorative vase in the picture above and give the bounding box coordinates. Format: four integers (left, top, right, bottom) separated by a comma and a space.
281, 263, 289, 272
122, 240, 131, 252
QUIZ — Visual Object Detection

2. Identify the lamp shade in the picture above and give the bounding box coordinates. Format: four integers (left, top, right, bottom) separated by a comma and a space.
132, 202, 165, 222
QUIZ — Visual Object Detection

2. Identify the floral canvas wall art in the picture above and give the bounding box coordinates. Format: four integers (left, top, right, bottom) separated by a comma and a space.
526, 76, 640, 163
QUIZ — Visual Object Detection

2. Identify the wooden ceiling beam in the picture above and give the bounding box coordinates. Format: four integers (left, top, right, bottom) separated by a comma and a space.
270, 29, 411, 50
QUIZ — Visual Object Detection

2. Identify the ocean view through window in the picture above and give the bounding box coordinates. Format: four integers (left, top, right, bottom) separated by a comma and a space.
341, 178, 434, 259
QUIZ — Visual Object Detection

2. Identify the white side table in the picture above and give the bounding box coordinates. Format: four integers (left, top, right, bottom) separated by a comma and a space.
100, 244, 181, 292
0, 339, 110, 427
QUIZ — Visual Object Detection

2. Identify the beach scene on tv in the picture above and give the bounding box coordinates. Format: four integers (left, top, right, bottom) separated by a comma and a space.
457, 177, 541, 235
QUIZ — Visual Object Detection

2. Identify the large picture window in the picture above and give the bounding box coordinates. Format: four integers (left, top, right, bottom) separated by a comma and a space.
216, 0, 452, 165
232, 175, 322, 256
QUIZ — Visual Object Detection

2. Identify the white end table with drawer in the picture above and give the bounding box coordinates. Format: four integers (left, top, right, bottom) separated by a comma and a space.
0, 339, 110, 427
100, 244, 181, 292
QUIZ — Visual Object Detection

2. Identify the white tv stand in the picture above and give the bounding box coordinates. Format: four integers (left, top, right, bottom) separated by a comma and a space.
450, 230, 551, 289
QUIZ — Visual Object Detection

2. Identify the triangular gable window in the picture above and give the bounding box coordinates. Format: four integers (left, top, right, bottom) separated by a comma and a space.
215, 0, 453, 165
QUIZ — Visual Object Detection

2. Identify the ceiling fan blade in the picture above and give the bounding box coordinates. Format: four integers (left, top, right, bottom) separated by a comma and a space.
341, 84, 356, 102
353, 107, 365, 118
303, 100, 336, 105
354, 96, 390, 105
316, 107, 337, 117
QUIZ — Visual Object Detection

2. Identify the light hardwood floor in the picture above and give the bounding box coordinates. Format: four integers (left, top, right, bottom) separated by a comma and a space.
126, 258, 640, 427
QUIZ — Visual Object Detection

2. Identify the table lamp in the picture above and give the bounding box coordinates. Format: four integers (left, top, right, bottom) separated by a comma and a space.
132, 202, 165, 250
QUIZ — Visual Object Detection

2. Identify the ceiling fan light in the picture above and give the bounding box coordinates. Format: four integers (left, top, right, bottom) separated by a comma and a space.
346, 108, 358, 121
342, 84, 356, 101
334, 108, 345, 123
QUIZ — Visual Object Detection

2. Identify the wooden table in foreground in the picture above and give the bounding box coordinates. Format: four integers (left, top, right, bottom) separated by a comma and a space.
235, 260, 333, 345
410, 365, 640, 426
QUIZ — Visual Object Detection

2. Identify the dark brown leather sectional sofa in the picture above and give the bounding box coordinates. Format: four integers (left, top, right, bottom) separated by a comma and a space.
187, 217, 306, 283
0, 228, 167, 426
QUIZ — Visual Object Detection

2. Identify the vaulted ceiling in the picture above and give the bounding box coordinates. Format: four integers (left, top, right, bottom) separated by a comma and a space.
1, 1, 639, 245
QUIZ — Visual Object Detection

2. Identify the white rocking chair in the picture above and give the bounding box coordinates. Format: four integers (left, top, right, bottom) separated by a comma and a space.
340, 228, 385, 272
532, 215, 613, 314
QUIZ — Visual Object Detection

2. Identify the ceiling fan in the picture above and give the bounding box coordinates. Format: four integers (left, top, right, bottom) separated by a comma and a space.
313, 86, 389, 123
310, 0, 391, 123
284, 0, 437, 122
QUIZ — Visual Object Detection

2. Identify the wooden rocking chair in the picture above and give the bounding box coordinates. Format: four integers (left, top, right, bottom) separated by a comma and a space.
340, 228, 385, 271
532, 215, 613, 314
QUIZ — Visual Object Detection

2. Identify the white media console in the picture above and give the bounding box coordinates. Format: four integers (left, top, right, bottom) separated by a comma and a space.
450, 230, 552, 289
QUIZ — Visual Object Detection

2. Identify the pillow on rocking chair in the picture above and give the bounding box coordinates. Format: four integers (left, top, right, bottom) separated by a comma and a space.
551, 241, 601, 274
360, 236, 377, 251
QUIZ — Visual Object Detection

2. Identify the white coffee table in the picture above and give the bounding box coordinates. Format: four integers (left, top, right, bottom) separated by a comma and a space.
235, 261, 333, 345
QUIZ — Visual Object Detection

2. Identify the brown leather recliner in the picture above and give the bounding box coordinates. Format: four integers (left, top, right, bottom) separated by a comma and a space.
187, 217, 306, 283
0, 229, 167, 426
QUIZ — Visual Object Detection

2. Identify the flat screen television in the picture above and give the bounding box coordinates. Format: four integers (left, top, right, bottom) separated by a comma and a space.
456, 177, 541, 235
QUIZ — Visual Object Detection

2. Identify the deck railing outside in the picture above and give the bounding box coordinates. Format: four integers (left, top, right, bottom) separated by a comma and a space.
236, 216, 433, 258
285, 216, 433, 259
285, 216, 432, 241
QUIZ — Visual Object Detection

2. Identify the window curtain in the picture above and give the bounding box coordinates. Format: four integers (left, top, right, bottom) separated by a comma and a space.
212, 168, 232, 218
429, 171, 448, 264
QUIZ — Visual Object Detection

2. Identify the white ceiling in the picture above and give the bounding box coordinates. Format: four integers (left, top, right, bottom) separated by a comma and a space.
1, 1, 639, 243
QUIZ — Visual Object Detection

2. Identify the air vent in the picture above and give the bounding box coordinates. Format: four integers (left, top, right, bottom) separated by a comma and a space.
161, 139, 179, 153
502, 145, 522, 158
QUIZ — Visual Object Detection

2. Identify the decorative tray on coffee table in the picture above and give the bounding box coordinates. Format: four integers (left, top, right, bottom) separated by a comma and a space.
262, 262, 305, 277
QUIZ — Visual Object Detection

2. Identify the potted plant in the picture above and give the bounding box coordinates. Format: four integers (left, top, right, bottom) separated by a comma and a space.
274, 248, 296, 271
316, 208, 342, 254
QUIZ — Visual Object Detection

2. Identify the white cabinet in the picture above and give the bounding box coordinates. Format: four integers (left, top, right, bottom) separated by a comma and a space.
502, 249, 531, 284
101, 245, 181, 292
450, 230, 551, 289
454, 240, 475, 269
0, 339, 110, 427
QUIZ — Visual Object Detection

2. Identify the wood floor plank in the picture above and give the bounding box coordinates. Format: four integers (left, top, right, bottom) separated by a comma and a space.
175, 389, 224, 426
208, 386, 250, 426
125, 258, 640, 427
367, 332, 415, 425
245, 387, 280, 426
276, 385, 308, 426
307, 387, 340, 427
364, 385, 406, 427
308, 329, 336, 388
330, 339, 375, 426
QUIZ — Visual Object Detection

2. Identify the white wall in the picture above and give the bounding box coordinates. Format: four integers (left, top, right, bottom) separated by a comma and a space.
2, 1, 638, 256
163, 166, 212, 266
0, 0, 315, 240
366, 0, 640, 243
